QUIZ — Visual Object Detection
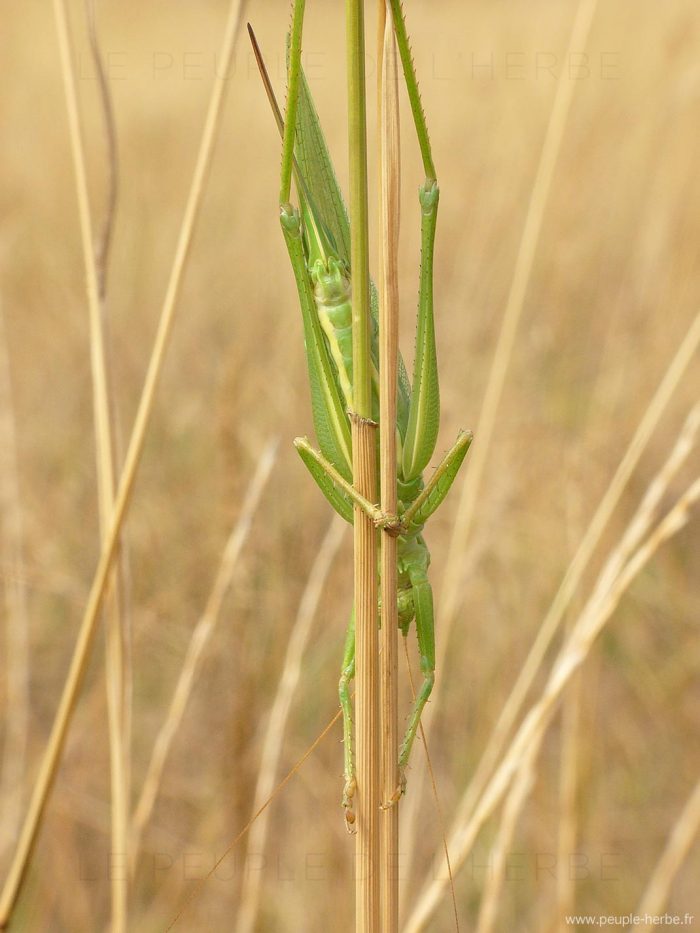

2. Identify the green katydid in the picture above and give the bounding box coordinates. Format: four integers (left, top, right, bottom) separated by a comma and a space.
248, 1, 472, 830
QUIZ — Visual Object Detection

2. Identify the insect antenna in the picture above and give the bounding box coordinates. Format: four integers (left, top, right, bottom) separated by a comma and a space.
403, 640, 461, 932
247, 23, 336, 265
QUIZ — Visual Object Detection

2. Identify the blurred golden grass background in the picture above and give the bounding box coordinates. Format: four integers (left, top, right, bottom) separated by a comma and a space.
1, 0, 699, 930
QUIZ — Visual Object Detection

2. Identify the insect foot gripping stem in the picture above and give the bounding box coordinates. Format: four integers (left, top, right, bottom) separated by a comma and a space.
380, 780, 404, 811
343, 776, 358, 834
339, 610, 357, 834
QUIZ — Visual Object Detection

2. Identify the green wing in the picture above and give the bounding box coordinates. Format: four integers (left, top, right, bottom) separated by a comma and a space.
281, 211, 353, 480
295, 67, 351, 265
292, 59, 412, 439
294, 438, 354, 524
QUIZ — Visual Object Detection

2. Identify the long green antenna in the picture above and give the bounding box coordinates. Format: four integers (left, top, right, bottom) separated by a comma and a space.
248, 22, 333, 263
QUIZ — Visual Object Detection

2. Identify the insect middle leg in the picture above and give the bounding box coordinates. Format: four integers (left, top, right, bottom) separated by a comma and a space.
339, 607, 357, 832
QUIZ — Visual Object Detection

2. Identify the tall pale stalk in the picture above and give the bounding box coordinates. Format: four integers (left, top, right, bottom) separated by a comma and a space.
85, 3, 133, 873
556, 490, 585, 930
378, 3, 401, 930
347, 0, 380, 927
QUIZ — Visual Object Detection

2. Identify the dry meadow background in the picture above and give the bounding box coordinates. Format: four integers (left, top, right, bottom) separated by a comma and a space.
1, 0, 699, 930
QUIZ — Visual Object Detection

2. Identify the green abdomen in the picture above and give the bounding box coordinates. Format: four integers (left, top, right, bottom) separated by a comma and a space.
319, 292, 353, 385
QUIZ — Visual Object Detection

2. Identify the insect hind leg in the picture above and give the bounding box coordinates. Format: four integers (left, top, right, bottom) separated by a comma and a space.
397, 567, 435, 797
339, 608, 357, 832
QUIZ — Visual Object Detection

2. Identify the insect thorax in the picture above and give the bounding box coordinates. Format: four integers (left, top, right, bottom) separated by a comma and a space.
310, 257, 354, 406
310, 257, 352, 324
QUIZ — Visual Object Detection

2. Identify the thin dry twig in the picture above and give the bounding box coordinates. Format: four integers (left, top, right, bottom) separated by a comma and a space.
164, 707, 344, 932
555, 479, 586, 929
131, 439, 277, 865
556, 634, 584, 927
0, 2, 245, 923
235, 516, 345, 933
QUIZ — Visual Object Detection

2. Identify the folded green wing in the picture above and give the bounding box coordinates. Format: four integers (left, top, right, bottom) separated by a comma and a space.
292, 59, 412, 440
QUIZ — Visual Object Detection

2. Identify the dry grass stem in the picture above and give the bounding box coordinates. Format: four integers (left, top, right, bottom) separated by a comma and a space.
235, 515, 345, 933
633, 775, 700, 928
402, 0, 600, 877
84, 10, 132, 926
51, 1, 127, 927
555, 486, 586, 929
347, 0, 380, 925
0, 2, 244, 923
352, 415, 380, 929
132, 439, 277, 863
404, 406, 700, 932
84, 3, 132, 805
377, 4, 401, 930
556, 649, 584, 927
0, 305, 30, 866
51, 0, 110, 484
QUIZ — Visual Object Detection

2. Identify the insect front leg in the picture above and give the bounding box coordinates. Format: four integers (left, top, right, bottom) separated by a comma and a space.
294, 437, 401, 532
339, 608, 357, 832
386, 0, 442, 483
